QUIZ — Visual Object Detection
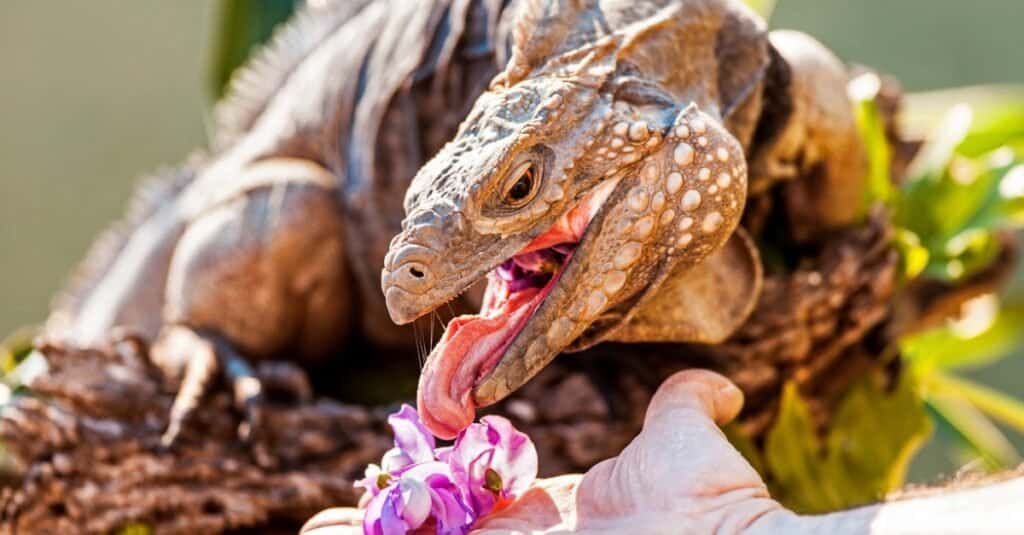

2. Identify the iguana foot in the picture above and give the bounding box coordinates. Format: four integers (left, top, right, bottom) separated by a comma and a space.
238, 360, 314, 444
152, 326, 217, 448
152, 325, 312, 449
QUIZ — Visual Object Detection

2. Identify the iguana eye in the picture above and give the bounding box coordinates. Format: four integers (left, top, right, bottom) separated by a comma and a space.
504, 163, 538, 206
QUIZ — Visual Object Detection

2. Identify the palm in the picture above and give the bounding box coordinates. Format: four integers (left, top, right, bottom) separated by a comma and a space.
474, 370, 782, 534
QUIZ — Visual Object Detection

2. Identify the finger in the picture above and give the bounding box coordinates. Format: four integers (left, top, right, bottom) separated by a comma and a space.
576, 370, 760, 519
644, 369, 744, 428
300, 507, 364, 535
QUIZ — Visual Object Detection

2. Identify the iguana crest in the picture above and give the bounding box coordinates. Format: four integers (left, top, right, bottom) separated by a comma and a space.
212, 0, 371, 149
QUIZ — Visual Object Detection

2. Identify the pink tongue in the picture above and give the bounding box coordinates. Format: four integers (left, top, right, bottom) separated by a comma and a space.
416, 178, 620, 438
417, 288, 539, 439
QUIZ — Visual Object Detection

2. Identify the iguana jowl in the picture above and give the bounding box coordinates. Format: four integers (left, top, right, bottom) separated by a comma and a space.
45, 0, 866, 443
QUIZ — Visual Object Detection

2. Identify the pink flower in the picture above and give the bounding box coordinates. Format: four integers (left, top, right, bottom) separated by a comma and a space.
363, 476, 430, 535
449, 416, 538, 514
359, 405, 536, 534
363, 462, 474, 535
355, 463, 387, 499
388, 404, 437, 466
356, 405, 438, 497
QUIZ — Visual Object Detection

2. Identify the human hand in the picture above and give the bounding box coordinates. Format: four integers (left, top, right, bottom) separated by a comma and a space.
468, 369, 792, 534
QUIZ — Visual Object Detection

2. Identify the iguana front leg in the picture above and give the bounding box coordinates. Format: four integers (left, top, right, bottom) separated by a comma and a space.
153, 326, 253, 446
748, 30, 868, 242
152, 158, 350, 446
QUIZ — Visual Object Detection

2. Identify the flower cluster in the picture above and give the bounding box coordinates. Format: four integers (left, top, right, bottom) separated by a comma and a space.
357, 405, 538, 535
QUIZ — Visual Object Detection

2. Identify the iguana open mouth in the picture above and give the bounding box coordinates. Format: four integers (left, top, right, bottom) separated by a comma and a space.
417, 179, 619, 438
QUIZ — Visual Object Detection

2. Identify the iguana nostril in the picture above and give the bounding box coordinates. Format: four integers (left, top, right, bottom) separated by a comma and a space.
409, 267, 425, 278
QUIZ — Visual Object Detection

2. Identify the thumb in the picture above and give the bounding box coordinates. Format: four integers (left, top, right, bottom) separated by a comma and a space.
577, 370, 757, 519
644, 369, 744, 429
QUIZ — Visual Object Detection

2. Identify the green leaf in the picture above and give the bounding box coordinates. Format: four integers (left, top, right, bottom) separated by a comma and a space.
905, 104, 973, 181
903, 304, 1024, 372
895, 144, 1024, 282
924, 390, 1019, 470
824, 373, 932, 501
764, 383, 830, 512
724, 423, 766, 476
850, 73, 894, 207
892, 228, 929, 280
0, 327, 36, 376
894, 111, 976, 243
743, 0, 777, 19
904, 85, 1024, 158
892, 87, 1024, 284
764, 373, 931, 514
925, 404, 1003, 472
922, 228, 1001, 282
959, 162, 1024, 231
208, 0, 301, 100
117, 523, 153, 535
930, 373, 1024, 434
854, 83, 1024, 284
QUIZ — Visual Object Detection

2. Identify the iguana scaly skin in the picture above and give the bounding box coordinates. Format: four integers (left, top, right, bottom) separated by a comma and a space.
44, 0, 507, 444
381, 0, 867, 438
45, 0, 865, 443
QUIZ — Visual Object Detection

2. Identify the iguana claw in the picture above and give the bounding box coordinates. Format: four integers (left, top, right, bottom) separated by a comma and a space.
154, 326, 310, 449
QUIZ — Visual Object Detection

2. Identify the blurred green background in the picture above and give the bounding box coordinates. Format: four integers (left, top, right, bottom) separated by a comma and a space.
0, 0, 1022, 483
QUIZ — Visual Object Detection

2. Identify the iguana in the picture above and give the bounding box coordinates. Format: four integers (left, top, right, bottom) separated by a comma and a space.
44, 0, 866, 444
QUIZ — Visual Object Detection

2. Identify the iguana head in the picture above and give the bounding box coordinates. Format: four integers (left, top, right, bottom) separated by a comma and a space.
382, 0, 769, 438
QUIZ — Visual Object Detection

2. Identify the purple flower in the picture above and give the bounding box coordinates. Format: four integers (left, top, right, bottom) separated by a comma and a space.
363, 476, 431, 535
359, 406, 536, 535
449, 415, 538, 514
389, 404, 436, 466
356, 405, 437, 499
364, 462, 475, 535
355, 463, 387, 499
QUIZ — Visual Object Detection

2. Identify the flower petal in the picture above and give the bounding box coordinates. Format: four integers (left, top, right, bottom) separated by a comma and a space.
389, 404, 437, 464
378, 489, 407, 535
397, 478, 431, 528
481, 415, 538, 498
434, 445, 454, 463
425, 475, 475, 534
361, 408, 536, 534
402, 462, 476, 534
362, 485, 388, 535
355, 464, 385, 498
449, 415, 537, 515
381, 447, 415, 473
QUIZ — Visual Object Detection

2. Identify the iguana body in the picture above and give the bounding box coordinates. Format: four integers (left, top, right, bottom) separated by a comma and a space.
46, 0, 866, 442
46, 0, 506, 442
